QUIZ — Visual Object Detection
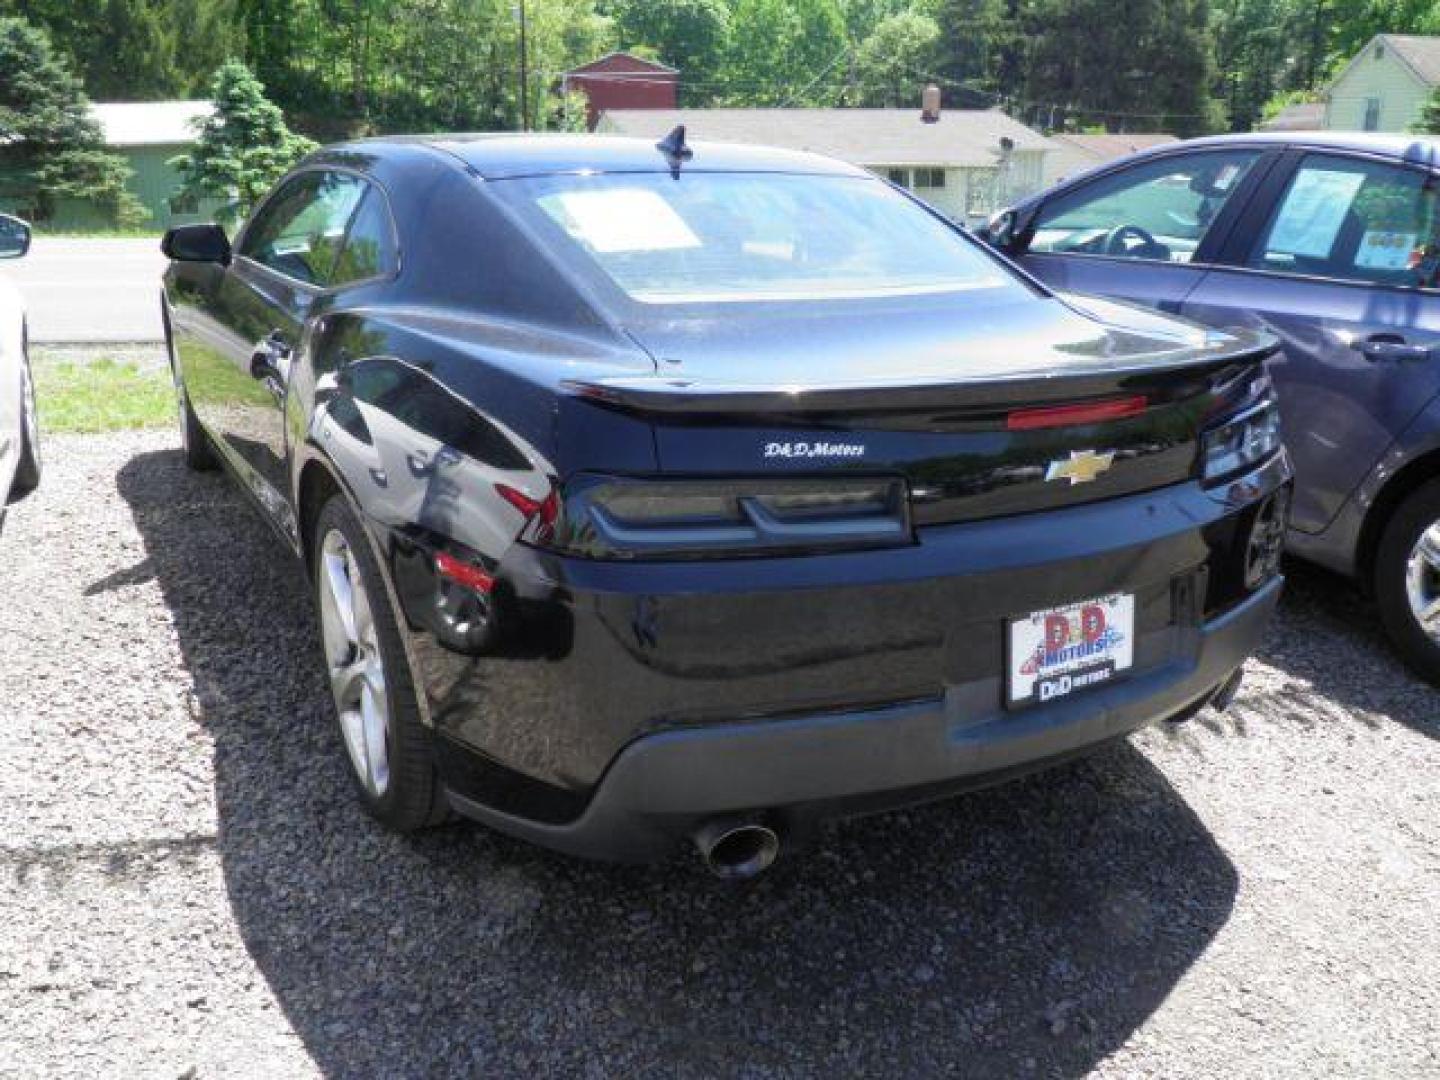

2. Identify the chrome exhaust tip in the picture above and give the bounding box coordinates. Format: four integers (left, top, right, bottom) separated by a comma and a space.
694, 819, 781, 880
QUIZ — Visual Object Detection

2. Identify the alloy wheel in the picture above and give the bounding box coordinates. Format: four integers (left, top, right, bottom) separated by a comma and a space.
318, 528, 392, 797
1405, 521, 1440, 644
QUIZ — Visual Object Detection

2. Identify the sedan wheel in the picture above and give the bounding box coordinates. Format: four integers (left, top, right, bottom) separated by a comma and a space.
1405, 523, 1440, 637
310, 494, 449, 830
318, 528, 392, 798
1375, 479, 1440, 686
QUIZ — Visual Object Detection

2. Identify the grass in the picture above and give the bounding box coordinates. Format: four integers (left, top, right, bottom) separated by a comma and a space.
33, 356, 174, 434
35, 227, 164, 240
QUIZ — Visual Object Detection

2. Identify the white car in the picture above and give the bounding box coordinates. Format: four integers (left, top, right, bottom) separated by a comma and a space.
0, 213, 40, 532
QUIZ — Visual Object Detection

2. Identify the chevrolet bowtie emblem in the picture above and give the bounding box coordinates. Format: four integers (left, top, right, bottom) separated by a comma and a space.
1045, 449, 1116, 485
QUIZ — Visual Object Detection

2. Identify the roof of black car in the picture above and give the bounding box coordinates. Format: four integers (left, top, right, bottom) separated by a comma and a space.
354, 133, 869, 180
1135, 130, 1440, 165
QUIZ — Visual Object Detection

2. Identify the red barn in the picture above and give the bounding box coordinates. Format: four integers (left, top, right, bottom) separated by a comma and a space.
562, 52, 679, 131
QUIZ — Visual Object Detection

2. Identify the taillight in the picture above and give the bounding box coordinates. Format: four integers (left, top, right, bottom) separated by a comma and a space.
1006, 395, 1147, 431
540, 476, 911, 560
1200, 393, 1282, 485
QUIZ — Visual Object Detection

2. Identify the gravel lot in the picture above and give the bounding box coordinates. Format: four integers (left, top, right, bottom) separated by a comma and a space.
2, 429, 1438, 1078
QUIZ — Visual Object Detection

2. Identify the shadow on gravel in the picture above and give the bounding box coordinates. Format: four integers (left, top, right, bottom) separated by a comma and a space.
116, 448, 1238, 1077
1249, 559, 1440, 742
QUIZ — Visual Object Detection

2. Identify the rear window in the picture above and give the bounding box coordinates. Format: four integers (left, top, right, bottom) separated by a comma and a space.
495, 172, 1022, 304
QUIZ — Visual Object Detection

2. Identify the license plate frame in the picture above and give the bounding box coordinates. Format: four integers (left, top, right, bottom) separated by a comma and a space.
1006, 592, 1135, 708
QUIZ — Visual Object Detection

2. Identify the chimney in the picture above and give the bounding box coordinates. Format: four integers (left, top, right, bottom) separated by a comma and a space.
921, 84, 942, 123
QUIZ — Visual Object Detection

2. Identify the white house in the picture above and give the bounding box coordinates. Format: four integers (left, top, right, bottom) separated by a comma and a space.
597, 101, 1052, 224
1324, 34, 1440, 132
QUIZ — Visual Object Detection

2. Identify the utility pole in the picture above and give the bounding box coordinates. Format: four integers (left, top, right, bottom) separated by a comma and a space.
515, 0, 530, 132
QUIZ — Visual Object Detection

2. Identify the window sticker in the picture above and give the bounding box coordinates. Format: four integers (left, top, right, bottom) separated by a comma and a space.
1212, 162, 1242, 192
1355, 230, 1419, 270
538, 188, 701, 254
1267, 169, 1367, 258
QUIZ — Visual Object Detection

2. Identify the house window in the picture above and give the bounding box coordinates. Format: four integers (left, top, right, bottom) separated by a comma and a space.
1364, 97, 1382, 131
886, 168, 909, 188
913, 168, 946, 189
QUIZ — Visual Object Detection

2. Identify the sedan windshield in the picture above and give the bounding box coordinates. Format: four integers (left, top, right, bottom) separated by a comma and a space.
496, 172, 1023, 304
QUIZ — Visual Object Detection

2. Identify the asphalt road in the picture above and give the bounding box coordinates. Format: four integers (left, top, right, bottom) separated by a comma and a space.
3, 430, 1438, 1077
1, 238, 166, 344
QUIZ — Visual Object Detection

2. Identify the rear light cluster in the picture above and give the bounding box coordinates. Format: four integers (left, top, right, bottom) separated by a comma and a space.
1200, 376, 1283, 485
537, 476, 911, 560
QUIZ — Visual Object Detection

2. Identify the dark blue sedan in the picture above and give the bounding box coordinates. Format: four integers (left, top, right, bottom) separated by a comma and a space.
983, 132, 1440, 683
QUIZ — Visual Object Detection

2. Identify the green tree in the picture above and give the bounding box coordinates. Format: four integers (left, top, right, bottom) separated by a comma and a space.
0, 16, 145, 226
608, 0, 729, 101
853, 11, 941, 106
1415, 84, 1440, 135
720, 0, 848, 105
171, 60, 315, 223
1023, 0, 1223, 136
2, 0, 240, 99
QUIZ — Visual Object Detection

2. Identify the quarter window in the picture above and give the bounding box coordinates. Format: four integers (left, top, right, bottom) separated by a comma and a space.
1030, 149, 1260, 264
1247, 154, 1440, 289
331, 188, 398, 286
239, 171, 367, 286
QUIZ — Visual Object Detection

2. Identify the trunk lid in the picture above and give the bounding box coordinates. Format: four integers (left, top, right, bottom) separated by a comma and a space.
571, 293, 1274, 524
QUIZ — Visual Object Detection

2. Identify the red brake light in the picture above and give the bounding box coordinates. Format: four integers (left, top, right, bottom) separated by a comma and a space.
1006, 395, 1147, 431
435, 551, 494, 594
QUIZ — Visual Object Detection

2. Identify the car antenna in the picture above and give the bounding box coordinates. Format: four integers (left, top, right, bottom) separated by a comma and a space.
656, 125, 693, 176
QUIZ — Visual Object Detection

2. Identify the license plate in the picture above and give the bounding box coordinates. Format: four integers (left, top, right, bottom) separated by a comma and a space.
1007, 593, 1135, 706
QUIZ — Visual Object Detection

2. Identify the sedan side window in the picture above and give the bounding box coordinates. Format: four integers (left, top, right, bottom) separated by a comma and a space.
1031, 150, 1260, 264
1247, 154, 1440, 289
331, 188, 398, 286
239, 171, 367, 286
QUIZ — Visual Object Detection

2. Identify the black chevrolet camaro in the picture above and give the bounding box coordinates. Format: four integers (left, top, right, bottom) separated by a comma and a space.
161, 133, 1290, 876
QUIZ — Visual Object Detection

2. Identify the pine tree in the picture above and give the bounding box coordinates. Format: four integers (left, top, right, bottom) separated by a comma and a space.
0, 16, 145, 227
170, 60, 315, 223
1415, 86, 1440, 135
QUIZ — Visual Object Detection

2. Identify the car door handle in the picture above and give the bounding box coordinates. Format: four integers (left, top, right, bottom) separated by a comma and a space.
1351, 334, 1432, 363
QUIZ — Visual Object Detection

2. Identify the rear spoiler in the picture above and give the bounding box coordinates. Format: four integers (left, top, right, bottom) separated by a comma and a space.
559, 342, 1276, 418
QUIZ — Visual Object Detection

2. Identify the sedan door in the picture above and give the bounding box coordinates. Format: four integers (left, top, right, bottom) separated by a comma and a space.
181, 170, 369, 530
1011, 147, 1275, 314
1181, 151, 1440, 535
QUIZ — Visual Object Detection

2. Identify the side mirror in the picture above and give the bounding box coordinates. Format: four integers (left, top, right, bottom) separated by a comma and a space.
0, 214, 31, 259
162, 223, 231, 264
981, 208, 1020, 252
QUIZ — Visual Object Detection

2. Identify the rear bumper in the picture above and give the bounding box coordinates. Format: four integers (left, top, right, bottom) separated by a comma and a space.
446, 576, 1278, 861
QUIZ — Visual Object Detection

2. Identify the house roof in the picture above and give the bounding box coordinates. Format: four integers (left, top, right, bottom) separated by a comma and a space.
1047, 132, 1177, 161
598, 108, 1050, 168
1377, 34, 1440, 87
1259, 101, 1325, 132
565, 51, 678, 76
89, 101, 214, 147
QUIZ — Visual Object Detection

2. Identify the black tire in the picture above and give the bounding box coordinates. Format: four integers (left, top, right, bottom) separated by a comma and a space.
1374, 478, 1440, 686
312, 493, 449, 831
9, 348, 40, 502
165, 316, 217, 472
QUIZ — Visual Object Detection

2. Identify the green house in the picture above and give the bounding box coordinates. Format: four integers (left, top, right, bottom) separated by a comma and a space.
46, 101, 228, 231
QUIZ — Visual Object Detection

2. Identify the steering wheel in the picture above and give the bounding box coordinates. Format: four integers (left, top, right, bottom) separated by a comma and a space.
1103, 223, 1160, 257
